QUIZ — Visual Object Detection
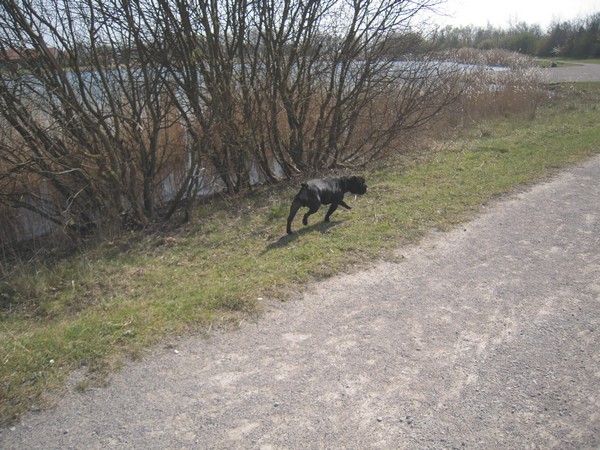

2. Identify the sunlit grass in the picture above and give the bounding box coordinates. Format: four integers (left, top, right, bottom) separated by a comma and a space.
1, 82, 599, 424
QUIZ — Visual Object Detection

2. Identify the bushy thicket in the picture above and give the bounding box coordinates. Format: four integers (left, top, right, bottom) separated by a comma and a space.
0, 0, 464, 245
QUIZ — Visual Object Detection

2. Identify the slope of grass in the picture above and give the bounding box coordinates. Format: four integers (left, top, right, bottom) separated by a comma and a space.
1, 82, 599, 424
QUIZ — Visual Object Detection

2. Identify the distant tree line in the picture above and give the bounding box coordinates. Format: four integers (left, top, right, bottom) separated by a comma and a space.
434, 13, 600, 59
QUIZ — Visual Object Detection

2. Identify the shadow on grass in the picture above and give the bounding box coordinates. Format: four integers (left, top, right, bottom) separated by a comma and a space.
263, 220, 343, 253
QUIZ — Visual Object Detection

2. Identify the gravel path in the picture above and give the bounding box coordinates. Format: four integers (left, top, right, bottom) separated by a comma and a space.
541, 62, 600, 83
2, 150, 599, 448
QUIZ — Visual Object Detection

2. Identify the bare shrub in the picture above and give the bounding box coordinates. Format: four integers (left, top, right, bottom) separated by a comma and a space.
438, 49, 544, 128
0, 0, 465, 247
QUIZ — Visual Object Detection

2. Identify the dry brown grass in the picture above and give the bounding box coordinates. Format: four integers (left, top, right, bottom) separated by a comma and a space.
0, 49, 545, 247
1, 80, 599, 425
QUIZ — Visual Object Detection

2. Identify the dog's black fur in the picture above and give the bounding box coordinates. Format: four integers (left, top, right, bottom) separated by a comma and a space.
286, 176, 367, 235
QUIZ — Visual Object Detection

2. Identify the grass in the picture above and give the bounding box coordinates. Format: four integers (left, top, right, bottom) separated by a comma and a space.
1, 82, 600, 424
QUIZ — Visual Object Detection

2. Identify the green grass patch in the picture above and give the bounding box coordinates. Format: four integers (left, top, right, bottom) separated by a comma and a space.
1, 82, 600, 424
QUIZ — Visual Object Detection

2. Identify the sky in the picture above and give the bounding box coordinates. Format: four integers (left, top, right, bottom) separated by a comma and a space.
434, 0, 600, 29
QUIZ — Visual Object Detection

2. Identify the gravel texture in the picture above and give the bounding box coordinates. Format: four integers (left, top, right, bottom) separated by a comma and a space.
2, 151, 599, 449
541, 62, 600, 83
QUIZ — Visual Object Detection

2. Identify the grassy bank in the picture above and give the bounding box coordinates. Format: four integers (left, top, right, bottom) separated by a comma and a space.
1, 83, 600, 424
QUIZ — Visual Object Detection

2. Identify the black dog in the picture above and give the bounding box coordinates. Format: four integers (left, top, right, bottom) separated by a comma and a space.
286, 176, 367, 235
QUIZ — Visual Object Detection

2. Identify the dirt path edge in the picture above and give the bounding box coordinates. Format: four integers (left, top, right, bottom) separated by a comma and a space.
2, 155, 600, 449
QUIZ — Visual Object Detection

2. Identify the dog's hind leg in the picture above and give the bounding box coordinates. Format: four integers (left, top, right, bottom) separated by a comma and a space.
302, 204, 320, 226
287, 199, 303, 235
324, 203, 339, 222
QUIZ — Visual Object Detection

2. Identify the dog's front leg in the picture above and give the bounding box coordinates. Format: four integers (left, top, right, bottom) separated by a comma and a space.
339, 200, 352, 210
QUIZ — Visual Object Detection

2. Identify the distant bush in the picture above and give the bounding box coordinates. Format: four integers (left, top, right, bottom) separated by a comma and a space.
433, 49, 543, 130
435, 13, 600, 59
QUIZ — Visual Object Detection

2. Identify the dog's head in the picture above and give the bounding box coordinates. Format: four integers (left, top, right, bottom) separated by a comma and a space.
346, 176, 367, 195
